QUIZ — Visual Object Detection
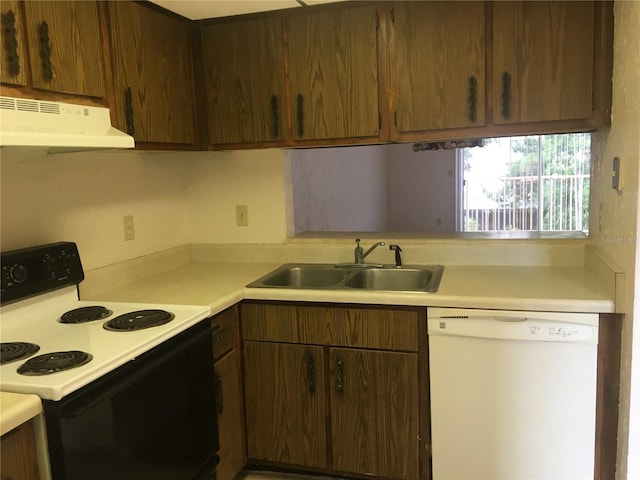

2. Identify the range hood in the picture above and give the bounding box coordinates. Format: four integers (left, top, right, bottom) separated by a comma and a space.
0, 96, 135, 153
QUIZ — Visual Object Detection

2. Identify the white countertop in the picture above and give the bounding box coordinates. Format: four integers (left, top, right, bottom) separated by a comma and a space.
84, 262, 615, 314
0, 392, 42, 436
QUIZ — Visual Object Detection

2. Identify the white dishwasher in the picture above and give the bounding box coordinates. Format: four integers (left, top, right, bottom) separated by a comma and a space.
427, 307, 599, 480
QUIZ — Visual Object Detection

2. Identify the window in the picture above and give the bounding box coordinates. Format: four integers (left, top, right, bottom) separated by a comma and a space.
289, 134, 590, 235
458, 134, 590, 233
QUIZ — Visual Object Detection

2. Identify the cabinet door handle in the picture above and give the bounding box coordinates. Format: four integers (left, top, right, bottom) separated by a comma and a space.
124, 87, 135, 136
271, 95, 279, 139
3, 10, 20, 77
501, 71, 511, 120
336, 356, 344, 395
296, 94, 304, 137
468, 75, 478, 123
305, 350, 316, 394
38, 21, 53, 82
215, 369, 223, 414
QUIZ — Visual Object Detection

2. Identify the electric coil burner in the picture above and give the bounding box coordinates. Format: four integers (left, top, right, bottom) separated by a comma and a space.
103, 309, 175, 331
0, 341, 40, 365
59, 305, 112, 324
17, 350, 93, 376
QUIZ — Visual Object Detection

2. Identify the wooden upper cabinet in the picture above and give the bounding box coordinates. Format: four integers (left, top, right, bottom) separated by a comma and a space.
393, 1, 485, 134
108, 2, 195, 145
287, 5, 379, 141
0, 1, 28, 86
201, 17, 286, 146
22, 1, 105, 97
493, 1, 595, 124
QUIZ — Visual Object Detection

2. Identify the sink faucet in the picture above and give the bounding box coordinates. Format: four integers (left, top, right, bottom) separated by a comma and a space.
354, 238, 385, 264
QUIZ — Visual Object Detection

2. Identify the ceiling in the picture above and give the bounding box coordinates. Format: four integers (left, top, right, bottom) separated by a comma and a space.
149, 0, 346, 20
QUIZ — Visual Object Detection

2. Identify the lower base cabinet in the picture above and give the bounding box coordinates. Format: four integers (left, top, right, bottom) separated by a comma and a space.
0, 419, 39, 480
241, 302, 425, 480
212, 306, 246, 480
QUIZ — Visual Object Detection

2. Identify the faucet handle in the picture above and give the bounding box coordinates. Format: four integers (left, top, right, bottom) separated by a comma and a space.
355, 238, 361, 245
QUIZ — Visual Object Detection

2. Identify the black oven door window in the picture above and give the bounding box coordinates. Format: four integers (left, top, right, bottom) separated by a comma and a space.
44, 321, 219, 480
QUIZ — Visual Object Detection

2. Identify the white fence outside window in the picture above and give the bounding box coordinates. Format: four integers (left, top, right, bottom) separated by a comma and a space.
459, 134, 591, 233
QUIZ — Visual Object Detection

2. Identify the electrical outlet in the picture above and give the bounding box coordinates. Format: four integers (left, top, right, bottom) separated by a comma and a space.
236, 205, 249, 226
123, 215, 135, 240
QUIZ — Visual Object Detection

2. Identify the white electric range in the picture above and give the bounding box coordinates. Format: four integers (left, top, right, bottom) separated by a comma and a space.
0, 243, 211, 400
0, 242, 219, 480
0, 285, 212, 400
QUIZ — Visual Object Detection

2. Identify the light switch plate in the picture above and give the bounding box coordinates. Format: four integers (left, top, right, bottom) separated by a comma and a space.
236, 205, 249, 226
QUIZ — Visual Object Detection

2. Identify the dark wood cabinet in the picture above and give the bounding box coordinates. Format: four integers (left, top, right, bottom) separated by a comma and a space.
492, 1, 595, 125
200, 17, 286, 147
243, 341, 327, 467
330, 348, 419, 480
107, 1, 196, 145
392, 1, 486, 134
212, 306, 246, 480
1, 1, 105, 99
0, 1, 28, 87
0, 420, 39, 480
241, 302, 424, 480
286, 4, 380, 142
22, 1, 105, 97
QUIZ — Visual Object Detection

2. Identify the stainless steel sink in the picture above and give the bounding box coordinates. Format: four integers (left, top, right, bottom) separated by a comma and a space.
247, 263, 444, 293
260, 265, 348, 288
345, 267, 442, 292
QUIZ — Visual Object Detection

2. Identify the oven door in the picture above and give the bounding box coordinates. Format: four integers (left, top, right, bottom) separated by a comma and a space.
43, 320, 219, 480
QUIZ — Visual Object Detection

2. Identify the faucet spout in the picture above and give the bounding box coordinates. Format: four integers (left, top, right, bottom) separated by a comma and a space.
354, 238, 385, 264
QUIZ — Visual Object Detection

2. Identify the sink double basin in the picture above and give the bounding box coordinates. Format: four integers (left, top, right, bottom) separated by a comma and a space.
247, 263, 444, 293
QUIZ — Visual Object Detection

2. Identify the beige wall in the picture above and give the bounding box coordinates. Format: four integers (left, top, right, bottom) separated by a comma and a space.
184, 149, 289, 244
0, 151, 188, 271
0, 149, 291, 270
590, 1, 640, 477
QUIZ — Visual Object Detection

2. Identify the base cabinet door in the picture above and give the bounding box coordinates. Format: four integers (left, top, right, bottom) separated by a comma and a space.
214, 349, 245, 480
330, 348, 419, 480
243, 341, 327, 468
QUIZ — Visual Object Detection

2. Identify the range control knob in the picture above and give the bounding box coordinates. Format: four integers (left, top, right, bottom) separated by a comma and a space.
10, 264, 28, 284
43, 255, 56, 276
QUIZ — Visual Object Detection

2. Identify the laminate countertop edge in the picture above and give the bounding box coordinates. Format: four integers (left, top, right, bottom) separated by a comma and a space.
0, 392, 42, 436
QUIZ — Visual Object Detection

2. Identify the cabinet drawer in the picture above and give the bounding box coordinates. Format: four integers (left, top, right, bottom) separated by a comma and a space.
241, 303, 420, 352
212, 307, 239, 361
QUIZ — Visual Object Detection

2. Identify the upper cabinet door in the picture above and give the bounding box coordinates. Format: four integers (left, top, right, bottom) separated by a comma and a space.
0, 1, 28, 86
493, 1, 595, 124
108, 2, 195, 145
201, 17, 286, 146
393, 1, 486, 133
23, 1, 105, 97
287, 5, 379, 141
